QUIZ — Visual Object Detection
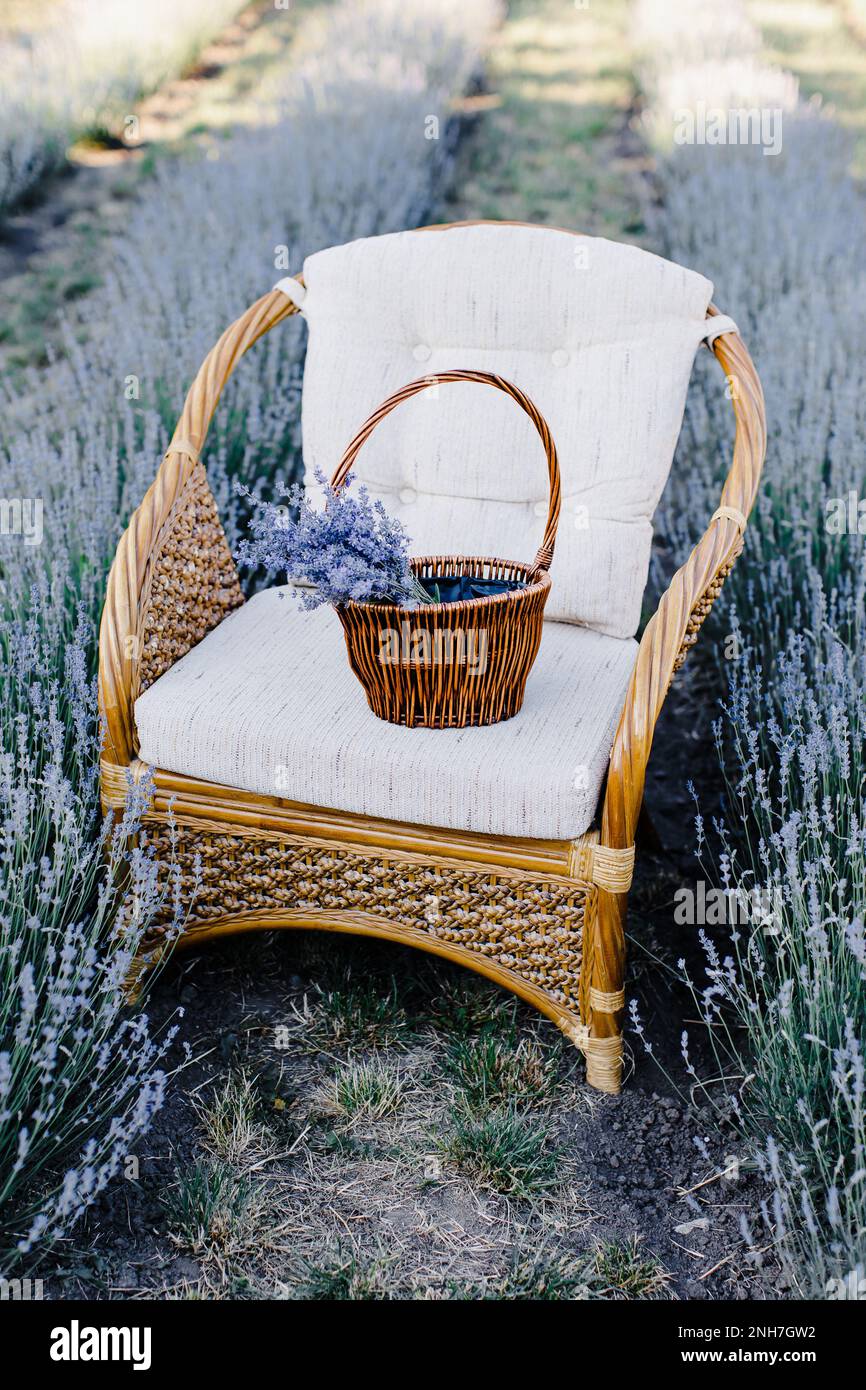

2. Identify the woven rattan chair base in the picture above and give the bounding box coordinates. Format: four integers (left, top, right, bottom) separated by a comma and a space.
112, 765, 623, 1091
146, 826, 589, 1006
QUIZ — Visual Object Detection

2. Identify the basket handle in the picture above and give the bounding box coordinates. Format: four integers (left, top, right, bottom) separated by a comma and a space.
330, 369, 562, 578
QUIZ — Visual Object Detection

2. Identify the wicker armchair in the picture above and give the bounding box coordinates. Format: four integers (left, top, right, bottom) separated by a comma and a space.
98, 221, 766, 1093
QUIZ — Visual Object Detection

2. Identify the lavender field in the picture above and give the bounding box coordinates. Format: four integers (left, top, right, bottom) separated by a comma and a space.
0, 0, 864, 1313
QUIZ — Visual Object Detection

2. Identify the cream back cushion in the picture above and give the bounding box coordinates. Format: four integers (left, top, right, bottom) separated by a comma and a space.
298, 225, 714, 638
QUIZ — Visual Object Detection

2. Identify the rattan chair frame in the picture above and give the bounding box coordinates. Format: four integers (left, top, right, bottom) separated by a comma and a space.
98, 221, 766, 1092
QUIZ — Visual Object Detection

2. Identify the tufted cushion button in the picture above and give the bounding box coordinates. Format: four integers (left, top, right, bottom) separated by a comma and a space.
412, 344, 432, 362
551, 348, 569, 367
532, 500, 547, 518
399, 487, 417, 504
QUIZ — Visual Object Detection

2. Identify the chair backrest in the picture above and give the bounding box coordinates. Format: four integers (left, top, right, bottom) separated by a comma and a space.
296, 222, 715, 638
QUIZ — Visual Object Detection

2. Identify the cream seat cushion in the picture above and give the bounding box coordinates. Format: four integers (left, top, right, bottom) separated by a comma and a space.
297, 223, 715, 638
135, 588, 638, 841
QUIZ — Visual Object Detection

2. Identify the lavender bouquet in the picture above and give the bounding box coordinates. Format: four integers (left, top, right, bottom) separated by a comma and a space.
235, 470, 436, 609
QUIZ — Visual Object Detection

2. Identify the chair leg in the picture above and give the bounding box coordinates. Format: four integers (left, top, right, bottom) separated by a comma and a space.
584, 883, 627, 1094
585, 1033, 623, 1093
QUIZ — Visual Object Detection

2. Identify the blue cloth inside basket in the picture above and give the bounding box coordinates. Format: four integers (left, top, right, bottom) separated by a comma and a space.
418, 573, 525, 604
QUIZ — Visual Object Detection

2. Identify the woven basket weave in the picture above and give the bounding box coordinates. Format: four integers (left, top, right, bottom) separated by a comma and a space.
332, 369, 561, 728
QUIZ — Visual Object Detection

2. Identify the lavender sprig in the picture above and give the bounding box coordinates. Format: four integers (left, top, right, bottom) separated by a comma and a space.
234, 469, 435, 609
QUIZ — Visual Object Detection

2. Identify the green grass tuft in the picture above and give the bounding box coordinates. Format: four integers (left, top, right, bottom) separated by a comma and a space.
443, 1033, 561, 1111
294, 975, 411, 1051
326, 1057, 407, 1122
195, 1069, 273, 1165
293, 1246, 393, 1300
163, 1160, 257, 1260
591, 1236, 672, 1299
421, 969, 520, 1038
441, 1102, 563, 1196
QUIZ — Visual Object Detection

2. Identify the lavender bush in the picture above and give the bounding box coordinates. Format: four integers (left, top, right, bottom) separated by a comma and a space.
0, 0, 497, 1266
636, 0, 866, 1296
236, 472, 434, 608
0, 0, 246, 214
0, 584, 181, 1264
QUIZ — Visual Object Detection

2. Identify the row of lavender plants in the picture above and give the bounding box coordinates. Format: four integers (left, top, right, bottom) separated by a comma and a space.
0, 0, 248, 215
634, 0, 866, 1296
0, 0, 498, 1269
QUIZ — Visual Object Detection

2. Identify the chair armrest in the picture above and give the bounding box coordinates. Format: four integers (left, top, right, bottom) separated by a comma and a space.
98, 285, 303, 769
580, 312, 765, 1091
601, 309, 767, 854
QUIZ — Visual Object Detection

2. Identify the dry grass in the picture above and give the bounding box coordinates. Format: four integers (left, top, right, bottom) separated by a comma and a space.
194, 1069, 274, 1165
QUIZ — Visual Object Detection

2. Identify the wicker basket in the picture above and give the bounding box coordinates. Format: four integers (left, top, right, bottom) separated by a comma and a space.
332, 369, 561, 728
